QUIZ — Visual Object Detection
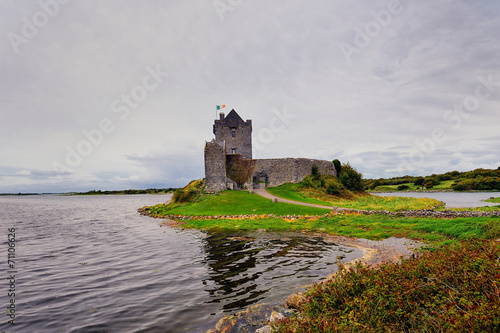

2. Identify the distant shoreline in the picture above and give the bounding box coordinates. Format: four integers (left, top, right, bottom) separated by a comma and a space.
369, 189, 500, 193
0, 190, 176, 196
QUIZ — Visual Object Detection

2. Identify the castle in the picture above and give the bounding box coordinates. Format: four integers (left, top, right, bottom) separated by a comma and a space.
204, 109, 336, 193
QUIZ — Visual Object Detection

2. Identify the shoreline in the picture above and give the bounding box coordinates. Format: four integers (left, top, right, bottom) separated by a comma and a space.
369, 189, 500, 193
206, 233, 421, 333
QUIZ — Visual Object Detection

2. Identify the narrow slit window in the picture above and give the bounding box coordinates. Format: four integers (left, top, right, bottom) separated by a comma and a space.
231, 130, 236, 138
232, 148, 236, 154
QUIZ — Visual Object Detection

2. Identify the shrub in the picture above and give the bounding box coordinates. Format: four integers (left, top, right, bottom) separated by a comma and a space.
300, 175, 322, 189
422, 180, 434, 189
397, 184, 410, 191
311, 164, 320, 179
369, 179, 381, 190
339, 163, 363, 191
414, 177, 425, 186
171, 179, 204, 204
325, 178, 344, 195
332, 159, 342, 176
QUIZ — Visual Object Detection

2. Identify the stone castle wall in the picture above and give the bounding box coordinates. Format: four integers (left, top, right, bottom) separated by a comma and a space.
204, 140, 227, 193
253, 158, 336, 187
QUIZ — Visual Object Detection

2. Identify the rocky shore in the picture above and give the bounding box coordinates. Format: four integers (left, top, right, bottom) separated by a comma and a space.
139, 208, 500, 220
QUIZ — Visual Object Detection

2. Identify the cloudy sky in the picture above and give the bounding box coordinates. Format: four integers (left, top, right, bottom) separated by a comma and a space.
1, 0, 499, 193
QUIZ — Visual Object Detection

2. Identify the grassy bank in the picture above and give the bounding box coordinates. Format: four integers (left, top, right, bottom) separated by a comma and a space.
180, 214, 500, 246
369, 180, 455, 192
267, 183, 444, 211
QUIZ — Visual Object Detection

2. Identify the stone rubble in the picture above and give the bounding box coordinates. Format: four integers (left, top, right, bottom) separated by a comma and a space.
139, 209, 500, 220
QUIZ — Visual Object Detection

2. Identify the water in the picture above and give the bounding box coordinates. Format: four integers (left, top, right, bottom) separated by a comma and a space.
374, 191, 500, 208
0, 195, 362, 333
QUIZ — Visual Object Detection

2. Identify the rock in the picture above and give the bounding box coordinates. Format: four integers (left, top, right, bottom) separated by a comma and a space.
272, 197, 279, 203
269, 311, 285, 323
286, 293, 304, 309
255, 325, 271, 333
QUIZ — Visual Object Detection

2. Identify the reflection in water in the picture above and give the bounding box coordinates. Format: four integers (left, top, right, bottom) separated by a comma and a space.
201, 231, 359, 312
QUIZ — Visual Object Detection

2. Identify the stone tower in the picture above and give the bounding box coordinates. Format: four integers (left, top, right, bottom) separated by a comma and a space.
213, 109, 252, 159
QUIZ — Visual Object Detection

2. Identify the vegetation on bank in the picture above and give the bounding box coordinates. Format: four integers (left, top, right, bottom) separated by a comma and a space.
486, 197, 500, 203
73, 188, 177, 195
366, 167, 500, 192
272, 239, 500, 332
180, 214, 500, 246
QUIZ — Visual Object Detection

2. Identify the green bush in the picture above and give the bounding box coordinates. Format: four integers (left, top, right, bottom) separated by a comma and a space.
325, 178, 343, 195
332, 159, 342, 176
369, 179, 381, 190
414, 177, 425, 186
397, 184, 410, 191
422, 180, 434, 189
339, 163, 363, 191
311, 164, 320, 178
171, 179, 204, 204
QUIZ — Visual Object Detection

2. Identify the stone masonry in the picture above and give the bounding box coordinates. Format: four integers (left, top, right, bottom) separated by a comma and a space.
253, 158, 336, 188
204, 139, 227, 193
204, 109, 336, 193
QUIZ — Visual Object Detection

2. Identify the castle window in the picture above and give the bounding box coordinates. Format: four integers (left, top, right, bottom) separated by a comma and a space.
232, 148, 236, 154
231, 130, 236, 138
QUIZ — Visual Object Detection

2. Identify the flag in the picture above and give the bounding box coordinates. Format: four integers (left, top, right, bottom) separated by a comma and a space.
216, 105, 226, 110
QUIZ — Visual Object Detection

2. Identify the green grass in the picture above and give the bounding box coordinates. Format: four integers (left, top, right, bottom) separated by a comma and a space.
144, 190, 331, 216
486, 196, 500, 203
180, 214, 500, 246
371, 182, 422, 192
432, 179, 455, 189
267, 183, 444, 211
370, 180, 456, 192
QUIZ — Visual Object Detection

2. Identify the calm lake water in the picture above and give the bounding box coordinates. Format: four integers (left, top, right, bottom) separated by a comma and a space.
374, 191, 500, 208
0, 194, 362, 333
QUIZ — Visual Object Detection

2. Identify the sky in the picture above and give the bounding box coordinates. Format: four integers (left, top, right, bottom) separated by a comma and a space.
1, 0, 499, 193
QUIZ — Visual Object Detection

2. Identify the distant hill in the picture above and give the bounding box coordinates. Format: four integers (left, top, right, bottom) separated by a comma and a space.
365, 168, 500, 192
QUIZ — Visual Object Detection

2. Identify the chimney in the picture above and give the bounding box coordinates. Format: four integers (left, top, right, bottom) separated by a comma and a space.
219, 112, 225, 120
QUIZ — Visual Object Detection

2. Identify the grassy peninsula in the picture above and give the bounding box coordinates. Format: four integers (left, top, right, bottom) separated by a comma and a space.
143, 170, 500, 332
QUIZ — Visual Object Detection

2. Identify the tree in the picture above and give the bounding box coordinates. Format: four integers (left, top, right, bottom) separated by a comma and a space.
339, 163, 363, 191
311, 164, 320, 178
332, 159, 342, 176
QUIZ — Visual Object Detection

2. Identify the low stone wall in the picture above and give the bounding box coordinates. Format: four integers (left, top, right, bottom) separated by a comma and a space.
331, 207, 500, 218
253, 158, 336, 187
140, 209, 500, 219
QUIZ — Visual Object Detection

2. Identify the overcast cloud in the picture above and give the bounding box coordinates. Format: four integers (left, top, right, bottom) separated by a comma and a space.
1, 0, 499, 193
